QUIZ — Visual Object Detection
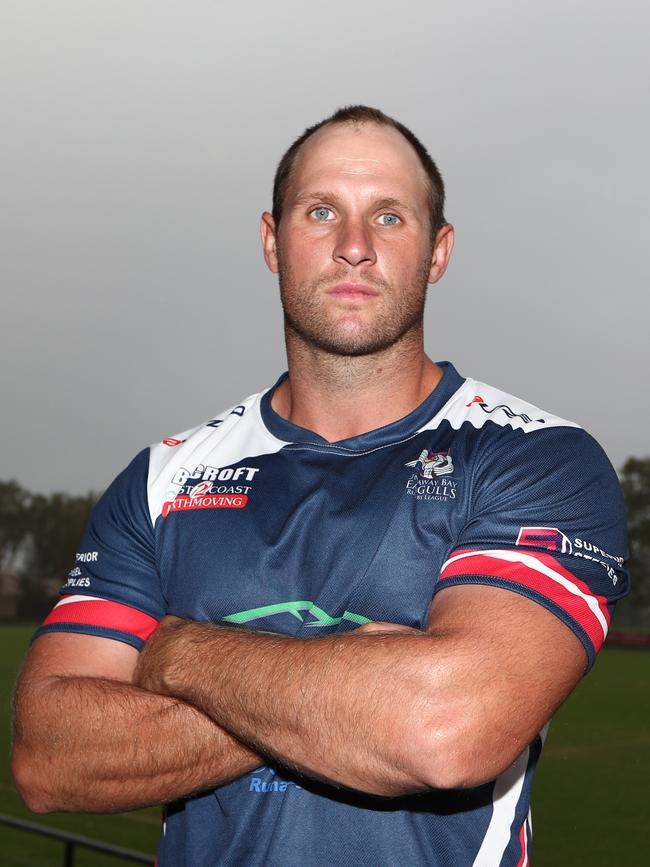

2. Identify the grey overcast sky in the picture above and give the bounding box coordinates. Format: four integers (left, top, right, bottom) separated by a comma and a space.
1, 0, 648, 494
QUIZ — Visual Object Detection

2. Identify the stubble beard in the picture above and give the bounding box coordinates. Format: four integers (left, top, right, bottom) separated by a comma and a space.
277, 255, 432, 358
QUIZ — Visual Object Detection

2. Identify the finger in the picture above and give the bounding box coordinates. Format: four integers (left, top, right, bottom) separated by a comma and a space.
355, 622, 420, 634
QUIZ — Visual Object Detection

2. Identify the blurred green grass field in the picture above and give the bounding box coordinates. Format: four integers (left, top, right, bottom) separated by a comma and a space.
1, 624, 648, 865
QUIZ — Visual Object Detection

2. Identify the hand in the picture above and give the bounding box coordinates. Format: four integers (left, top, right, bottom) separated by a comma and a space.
133, 614, 192, 695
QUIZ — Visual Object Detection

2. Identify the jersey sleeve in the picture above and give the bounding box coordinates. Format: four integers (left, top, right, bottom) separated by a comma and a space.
433, 426, 629, 670
33, 448, 165, 651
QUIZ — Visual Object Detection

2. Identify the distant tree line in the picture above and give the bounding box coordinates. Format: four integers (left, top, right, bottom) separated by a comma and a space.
0, 457, 648, 626
617, 457, 650, 627
0, 482, 97, 619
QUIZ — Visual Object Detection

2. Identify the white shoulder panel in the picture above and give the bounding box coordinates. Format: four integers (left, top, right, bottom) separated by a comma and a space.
145, 389, 289, 526
419, 377, 581, 434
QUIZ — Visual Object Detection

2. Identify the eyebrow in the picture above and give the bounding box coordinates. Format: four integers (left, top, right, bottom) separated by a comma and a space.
292, 191, 414, 213
292, 191, 338, 207
373, 197, 413, 213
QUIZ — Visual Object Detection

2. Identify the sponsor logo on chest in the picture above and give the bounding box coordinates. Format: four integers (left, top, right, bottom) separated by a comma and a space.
163, 463, 259, 517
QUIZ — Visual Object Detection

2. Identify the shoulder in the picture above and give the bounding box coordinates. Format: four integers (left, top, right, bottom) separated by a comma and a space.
148, 388, 268, 466
431, 373, 607, 477
144, 385, 287, 525
88, 384, 281, 540
432, 371, 623, 512
440, 375, 581, 435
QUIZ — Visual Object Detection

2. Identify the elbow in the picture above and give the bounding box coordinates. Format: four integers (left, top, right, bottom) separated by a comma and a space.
408, 712, 525, 791
416, 745, 492, 791
12, 744, 56, 813
11, 740, 70, 813
12, 679, 72, 813
407, 730, 473, 792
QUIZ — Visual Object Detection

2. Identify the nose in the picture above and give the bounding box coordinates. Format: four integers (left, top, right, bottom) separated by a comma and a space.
332, 216, 377, 268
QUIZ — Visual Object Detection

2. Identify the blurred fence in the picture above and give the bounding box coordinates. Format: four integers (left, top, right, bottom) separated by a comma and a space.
0, 814, 154, 865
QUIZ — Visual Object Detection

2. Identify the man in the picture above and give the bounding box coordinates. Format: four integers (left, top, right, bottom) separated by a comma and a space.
12, 106, 629, 866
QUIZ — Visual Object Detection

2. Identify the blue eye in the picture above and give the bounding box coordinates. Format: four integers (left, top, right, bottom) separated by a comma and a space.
379, 213, 400, 225
312, 207, 333, 221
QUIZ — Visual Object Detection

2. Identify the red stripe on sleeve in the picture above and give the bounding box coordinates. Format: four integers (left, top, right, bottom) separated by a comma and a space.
439, 550, 608, 651
442, 550, 610, 622
43, 598, 159, 641
516, 550, 610, 624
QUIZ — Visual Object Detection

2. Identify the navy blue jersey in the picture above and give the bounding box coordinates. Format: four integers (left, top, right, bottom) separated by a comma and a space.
37, 362, 629, 866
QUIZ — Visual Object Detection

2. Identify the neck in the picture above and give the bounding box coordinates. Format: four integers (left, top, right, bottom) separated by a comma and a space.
272, 325, 443, 442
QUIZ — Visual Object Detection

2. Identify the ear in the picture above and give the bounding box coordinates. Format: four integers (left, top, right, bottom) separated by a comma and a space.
260, 212, 279, 274
427, 223, 455, 284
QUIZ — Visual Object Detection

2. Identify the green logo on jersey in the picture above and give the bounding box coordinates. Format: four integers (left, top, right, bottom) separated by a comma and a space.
223, 601, 371, 628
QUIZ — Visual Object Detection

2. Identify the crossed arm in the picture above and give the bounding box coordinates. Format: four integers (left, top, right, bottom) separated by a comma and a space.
12, 584, 586, 812
11, 631, 261, 812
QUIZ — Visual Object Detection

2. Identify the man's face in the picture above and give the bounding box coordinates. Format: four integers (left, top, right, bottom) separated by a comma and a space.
261, 122, 453, 357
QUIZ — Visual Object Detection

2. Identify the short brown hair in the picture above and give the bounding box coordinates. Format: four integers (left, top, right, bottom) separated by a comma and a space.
272, 105, 446, 239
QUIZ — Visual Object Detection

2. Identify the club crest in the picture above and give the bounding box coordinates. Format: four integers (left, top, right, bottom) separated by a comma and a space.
405, 450, 454, 479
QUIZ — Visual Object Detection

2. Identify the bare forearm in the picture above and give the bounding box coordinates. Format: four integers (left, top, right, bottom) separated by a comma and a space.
136, 622, 450, 796
12, 674, 261, 813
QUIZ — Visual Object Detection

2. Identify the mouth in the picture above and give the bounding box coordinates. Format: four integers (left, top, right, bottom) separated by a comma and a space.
326, 282, 379, 301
